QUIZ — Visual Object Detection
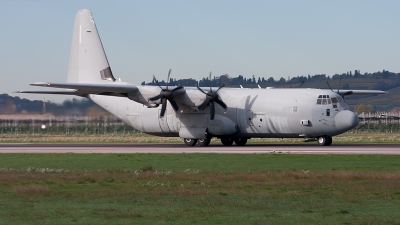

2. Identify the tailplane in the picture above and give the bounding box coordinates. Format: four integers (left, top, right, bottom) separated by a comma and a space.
67, 9, 116, 83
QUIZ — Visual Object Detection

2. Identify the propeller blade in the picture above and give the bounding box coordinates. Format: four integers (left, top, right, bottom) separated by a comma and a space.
326, 80, 333, 92
196, 85, 207, 95
168, 99, 179, 112
171, 86, 183, 92
166, 69, 171, 89
337, 74, 343, 93
209, 72, 212, 93
153, 75, 162, 89
209, 101, 215, 120
160, 98, 167, 117
197, 99, 210, 111
149, 94, 163, 101
214, 99, 227, 109
216, 83, 225, 93
299, 79, 305, 88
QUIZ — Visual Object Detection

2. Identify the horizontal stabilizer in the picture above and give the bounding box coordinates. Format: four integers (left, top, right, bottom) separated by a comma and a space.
30, 82, 138, 93
15, 90, 85, 96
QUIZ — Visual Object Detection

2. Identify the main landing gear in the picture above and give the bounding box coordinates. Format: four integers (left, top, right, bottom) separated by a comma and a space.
220, 138, 248, 146
317, 136, 332, 146
183, 138, 211, 147
183, 138, 249, 147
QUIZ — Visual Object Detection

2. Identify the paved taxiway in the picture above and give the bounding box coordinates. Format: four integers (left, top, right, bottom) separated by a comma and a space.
0, 144, 399, 154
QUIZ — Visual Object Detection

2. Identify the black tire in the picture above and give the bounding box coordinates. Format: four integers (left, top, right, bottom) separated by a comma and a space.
235, 138, 248, 146
221, 138, 234, 146
184, 138, 197, 146
318, 136, 332, 146
198, 138, 211, 147
326, 136, 332, 146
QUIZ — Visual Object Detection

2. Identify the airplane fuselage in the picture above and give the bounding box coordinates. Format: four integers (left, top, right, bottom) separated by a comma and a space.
90, 87, 358, 140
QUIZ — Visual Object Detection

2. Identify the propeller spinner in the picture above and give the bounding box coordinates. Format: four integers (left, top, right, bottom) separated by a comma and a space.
196, 72, 227, 120
149, 69, 183, 118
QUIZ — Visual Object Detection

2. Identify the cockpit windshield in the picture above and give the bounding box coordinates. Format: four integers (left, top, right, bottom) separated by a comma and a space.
316, 95, 341, 108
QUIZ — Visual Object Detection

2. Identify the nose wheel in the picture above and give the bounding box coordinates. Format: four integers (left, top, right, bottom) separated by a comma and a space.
318, 136, 332, 146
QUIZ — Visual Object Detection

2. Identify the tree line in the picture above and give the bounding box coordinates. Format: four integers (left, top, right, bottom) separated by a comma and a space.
0, 94, 108, 116
142, 69, 400, 91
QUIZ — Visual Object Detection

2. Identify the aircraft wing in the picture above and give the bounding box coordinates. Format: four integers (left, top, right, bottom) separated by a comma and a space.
338, 90, 388, 96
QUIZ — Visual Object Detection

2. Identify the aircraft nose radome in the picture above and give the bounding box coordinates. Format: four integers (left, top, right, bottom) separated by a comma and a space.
335, 110, 359, 133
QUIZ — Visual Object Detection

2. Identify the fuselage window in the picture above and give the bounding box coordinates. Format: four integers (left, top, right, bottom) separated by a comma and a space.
331, 97, 338, 108
326, 109, 330, 116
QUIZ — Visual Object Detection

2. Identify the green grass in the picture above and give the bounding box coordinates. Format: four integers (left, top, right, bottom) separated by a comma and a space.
1, 154, 400, 224
1, 154, 400, 172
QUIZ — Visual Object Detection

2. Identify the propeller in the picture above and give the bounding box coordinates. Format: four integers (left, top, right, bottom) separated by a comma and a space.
196, 72, 227, 120
289, 77, 305, 88
326, 74, 352, 99
149, 69, 183, 118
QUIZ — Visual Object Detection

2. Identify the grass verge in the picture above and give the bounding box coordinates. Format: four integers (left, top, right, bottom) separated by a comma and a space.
1, 154, 400, 224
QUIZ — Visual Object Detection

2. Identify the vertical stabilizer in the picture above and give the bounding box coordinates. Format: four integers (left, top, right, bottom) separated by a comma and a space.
67, 9, 115, 83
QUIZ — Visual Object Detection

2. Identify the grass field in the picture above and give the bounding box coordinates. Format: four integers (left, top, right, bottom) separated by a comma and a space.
1, 154, 400, 224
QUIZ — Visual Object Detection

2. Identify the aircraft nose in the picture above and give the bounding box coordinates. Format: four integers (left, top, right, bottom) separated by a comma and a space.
335, 110, 359, 133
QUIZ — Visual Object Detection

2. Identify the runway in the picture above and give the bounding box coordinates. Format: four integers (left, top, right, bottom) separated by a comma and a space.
0, 143, 399, 154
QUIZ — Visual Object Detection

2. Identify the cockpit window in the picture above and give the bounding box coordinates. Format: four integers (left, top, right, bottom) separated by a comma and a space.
316, 95, 333, 105
331, 97, 338, 103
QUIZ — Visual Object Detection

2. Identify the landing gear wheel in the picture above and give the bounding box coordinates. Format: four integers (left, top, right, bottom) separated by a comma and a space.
198, 138, 211, 147
235, 138, 248, 146
184, 138, 197, 146
318, 136, 332, 146
326, 136, 332, 146
221, 138, 234, 146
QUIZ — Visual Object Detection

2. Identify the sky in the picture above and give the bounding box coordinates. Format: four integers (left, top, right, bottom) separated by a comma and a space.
1, 0, 400, 103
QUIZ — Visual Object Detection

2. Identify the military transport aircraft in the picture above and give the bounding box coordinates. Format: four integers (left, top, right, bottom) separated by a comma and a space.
17, 9, 387, 146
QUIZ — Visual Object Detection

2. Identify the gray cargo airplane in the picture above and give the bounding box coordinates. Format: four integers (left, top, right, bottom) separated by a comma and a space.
17, 9, 387, 146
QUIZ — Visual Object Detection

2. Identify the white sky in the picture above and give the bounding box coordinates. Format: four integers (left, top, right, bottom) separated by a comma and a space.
1, 0, 400, 102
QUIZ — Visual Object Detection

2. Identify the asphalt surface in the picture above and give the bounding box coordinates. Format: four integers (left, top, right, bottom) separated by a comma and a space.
0, 143, 399, 154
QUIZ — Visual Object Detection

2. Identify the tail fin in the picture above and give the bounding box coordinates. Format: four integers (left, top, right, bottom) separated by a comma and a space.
67, 9, 116, 83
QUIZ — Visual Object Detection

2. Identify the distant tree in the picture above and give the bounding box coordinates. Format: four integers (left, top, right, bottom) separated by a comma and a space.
1, 99, 16, 114
354, 104, 376, 115
267, 77, 274, 83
